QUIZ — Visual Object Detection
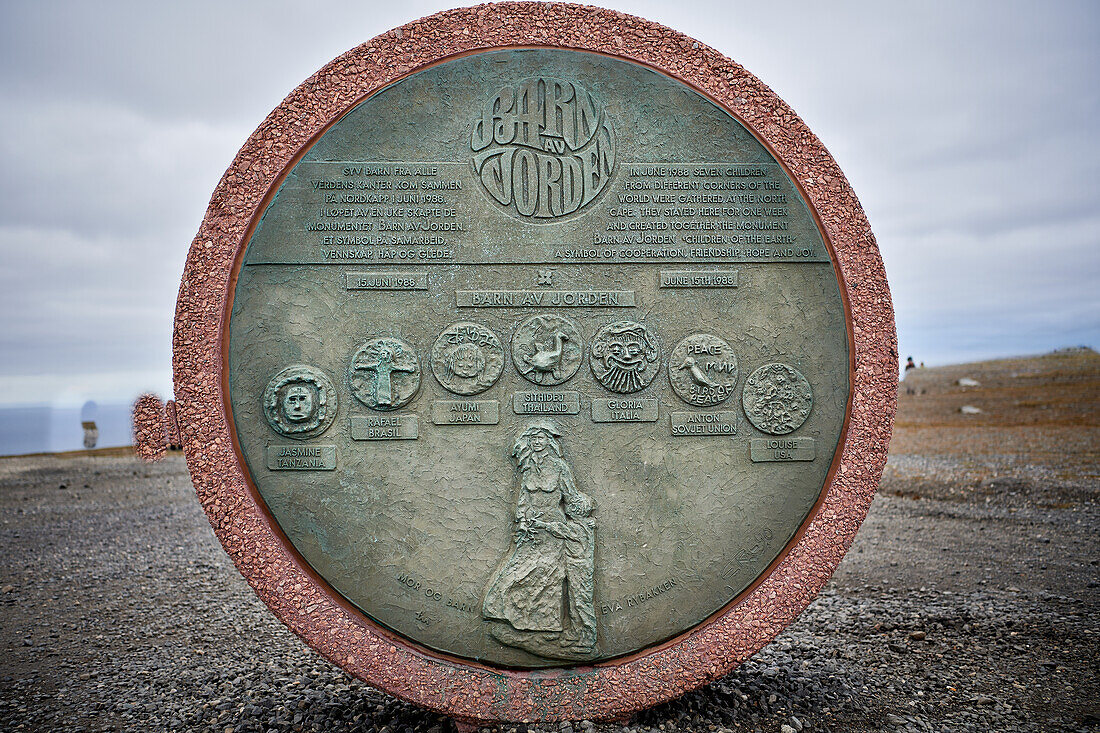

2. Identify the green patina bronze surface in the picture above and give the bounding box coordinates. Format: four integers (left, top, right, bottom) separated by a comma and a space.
227, 49, 849, 668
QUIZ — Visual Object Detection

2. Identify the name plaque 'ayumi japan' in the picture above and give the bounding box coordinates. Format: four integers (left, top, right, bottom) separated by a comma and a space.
134, 3, 897, 723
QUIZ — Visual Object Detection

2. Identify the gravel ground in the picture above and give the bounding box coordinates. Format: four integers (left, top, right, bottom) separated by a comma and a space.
1, 352, 1098, 732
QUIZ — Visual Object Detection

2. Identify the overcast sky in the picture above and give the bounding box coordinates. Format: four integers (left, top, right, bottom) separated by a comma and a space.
0, 0, 1097, 408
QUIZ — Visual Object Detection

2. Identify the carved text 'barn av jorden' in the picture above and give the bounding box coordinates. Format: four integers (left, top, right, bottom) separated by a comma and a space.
471, 77, 615, 220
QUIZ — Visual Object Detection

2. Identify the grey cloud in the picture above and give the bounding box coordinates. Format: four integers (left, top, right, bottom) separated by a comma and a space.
0, 0, 1097, 413
0, 97, 245, 238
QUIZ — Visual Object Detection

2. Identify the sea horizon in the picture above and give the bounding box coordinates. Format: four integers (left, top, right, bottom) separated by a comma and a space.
0, 402, 136, 457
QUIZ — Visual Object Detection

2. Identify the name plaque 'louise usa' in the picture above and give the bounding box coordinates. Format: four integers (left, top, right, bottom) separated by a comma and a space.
135, 3, 896, 723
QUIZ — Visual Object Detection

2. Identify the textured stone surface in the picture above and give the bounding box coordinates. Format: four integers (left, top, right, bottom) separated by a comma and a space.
164, 2, 897, 722
132, 393, 167, 462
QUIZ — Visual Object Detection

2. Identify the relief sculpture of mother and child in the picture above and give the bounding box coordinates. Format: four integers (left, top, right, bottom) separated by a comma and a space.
482, 420, 598, 661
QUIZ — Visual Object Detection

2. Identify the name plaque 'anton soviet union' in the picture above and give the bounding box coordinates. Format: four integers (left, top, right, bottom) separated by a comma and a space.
136, 4, 896, 723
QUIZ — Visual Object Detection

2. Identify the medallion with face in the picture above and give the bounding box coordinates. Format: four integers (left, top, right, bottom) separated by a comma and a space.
431, 322, 505, 396
589, 321, 660, 394
282, 384, 313, 421
262, 365, 337, 439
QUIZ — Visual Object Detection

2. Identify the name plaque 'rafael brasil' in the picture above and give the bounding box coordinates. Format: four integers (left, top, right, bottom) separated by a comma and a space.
134, 4, 897, 722
227, 47, 850, 668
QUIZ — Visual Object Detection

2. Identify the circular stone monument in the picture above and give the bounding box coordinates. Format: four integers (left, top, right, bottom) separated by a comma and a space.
135, 3, 897, 724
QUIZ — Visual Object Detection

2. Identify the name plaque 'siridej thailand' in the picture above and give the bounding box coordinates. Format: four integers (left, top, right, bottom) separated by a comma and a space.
135, 4, 896, 723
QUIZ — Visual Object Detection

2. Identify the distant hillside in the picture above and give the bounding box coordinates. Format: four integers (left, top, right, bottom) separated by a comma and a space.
899, 349, 1100, 428
892, 349, 1099, 483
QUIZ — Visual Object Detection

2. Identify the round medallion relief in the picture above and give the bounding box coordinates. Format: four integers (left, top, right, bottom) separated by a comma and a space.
431, 322, 505, 395
668, 333, 739, 406
589, 320, 661, 394
742, 363, 814, 435
349, 337, 421, 411
511, 314, 584, 386
262, 365, 337, 439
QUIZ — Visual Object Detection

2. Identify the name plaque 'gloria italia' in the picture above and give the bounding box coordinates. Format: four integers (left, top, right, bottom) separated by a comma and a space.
137, 4, 896, 724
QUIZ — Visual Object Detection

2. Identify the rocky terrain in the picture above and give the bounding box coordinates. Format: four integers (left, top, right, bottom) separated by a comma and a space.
1, 350, 1097, 732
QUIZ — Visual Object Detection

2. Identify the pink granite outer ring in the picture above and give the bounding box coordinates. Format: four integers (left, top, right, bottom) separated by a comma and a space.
173, 2, 897, 722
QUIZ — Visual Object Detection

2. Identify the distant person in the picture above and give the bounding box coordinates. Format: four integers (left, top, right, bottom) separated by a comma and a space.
905, 356, 916, 372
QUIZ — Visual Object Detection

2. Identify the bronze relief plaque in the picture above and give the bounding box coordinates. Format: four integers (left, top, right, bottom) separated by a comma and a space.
226, 49, 850, 668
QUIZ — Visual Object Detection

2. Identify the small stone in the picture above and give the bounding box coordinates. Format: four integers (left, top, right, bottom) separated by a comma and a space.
908, 630, 926, 641
780, 726, 795, 733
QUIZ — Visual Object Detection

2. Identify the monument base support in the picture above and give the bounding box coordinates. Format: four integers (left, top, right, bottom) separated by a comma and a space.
451, 718, 480, 733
